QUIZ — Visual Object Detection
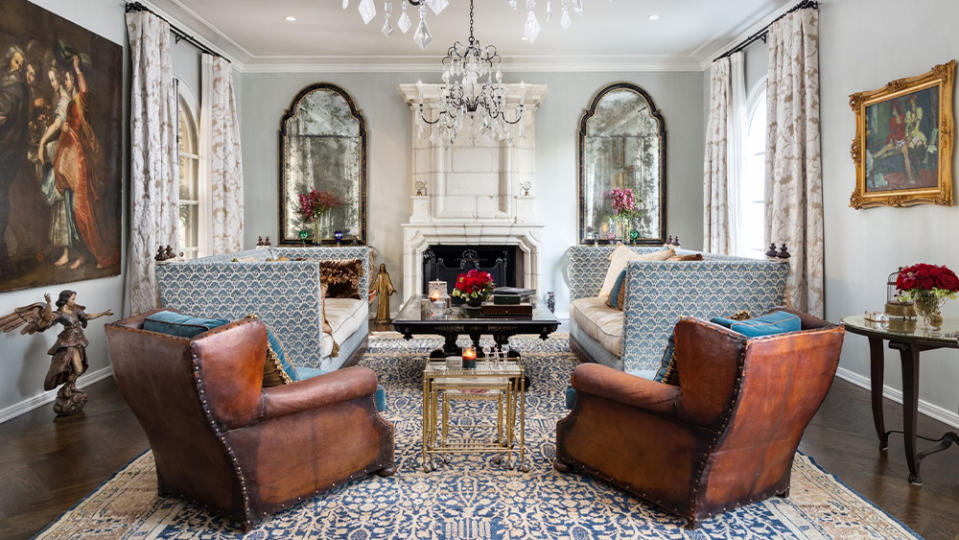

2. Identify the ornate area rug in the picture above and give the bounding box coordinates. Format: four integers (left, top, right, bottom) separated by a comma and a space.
38, 335, 919, 539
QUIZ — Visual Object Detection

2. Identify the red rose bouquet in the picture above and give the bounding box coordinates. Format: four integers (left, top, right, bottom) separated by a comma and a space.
452, 269, 495, 306
896, 263, 959, 329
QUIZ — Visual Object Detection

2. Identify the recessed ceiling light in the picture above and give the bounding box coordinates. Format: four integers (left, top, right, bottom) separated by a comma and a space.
649, 14, 660, 20
285, 15, 297, 22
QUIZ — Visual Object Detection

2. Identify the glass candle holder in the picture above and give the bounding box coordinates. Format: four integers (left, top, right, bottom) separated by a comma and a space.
428, 280, 447, 300
462, 346, 477, 369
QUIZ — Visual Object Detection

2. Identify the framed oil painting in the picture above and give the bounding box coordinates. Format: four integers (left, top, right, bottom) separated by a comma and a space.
849, 60, 954, 209
0, 0, 122, 292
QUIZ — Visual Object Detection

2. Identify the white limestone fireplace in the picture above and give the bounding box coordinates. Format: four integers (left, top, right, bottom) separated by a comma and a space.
398, 83, 547, 300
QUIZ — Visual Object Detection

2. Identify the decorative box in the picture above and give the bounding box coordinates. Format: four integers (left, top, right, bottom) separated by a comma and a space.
481, 303, 533, 318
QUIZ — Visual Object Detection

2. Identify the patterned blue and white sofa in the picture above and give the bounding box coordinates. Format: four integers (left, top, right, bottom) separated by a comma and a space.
566, 246, 789, 376
156, 246, 370, 372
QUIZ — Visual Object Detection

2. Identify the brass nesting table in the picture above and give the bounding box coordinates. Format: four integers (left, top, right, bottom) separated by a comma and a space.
421, 359, 528, 473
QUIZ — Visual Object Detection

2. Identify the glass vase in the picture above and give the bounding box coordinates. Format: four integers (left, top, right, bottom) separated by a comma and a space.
312, 219, 321, 244
913, 290, 944, 330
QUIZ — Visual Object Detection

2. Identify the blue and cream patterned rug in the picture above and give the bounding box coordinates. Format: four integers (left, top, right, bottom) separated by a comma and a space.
37, 334, 919, 539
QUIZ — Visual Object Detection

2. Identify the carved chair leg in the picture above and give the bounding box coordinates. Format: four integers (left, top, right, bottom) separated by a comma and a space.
553, 458, 571, 473
776, 487, 790, 498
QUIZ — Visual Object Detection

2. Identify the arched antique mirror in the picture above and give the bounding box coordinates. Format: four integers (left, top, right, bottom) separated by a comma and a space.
279, 83, 367, 244
578, 83, 666, 244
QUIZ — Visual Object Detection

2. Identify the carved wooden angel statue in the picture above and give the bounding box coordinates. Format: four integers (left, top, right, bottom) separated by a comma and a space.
0, 290, 113, 417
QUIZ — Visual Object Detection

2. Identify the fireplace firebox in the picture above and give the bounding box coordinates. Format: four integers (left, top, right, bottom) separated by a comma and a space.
423, 245, 518, 295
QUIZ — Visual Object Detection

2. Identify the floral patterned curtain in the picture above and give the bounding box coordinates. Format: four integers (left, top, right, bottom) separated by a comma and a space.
765, 8, 824, 317
124, 10, 178, 315
703, 57, 732, 254
204, 54, 244, 254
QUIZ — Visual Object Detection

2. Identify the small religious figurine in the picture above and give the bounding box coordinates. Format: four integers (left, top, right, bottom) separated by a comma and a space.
372, 263, 396, 323
0, 290, 113, 417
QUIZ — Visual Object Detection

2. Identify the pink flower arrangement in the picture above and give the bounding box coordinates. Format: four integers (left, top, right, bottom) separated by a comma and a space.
607, 187, 641, 220
297, 190, 343, 223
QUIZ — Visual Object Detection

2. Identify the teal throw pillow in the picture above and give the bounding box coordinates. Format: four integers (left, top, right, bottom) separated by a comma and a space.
564, 385, 576, 409
143, 310, 229, 338
653, 333, 679, 385
263, 324, 299, 383
711, 310, 801, 338
605, 269, 628, 310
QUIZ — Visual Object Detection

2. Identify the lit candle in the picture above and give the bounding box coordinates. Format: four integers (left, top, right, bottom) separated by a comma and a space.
462, 346, 477, 369
429, 289, 442, 302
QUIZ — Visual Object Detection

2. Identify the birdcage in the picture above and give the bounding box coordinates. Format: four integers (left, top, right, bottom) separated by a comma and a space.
885, 268, 916, 318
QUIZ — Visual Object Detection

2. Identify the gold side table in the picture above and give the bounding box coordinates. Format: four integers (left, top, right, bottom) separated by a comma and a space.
422, 359, 527, 472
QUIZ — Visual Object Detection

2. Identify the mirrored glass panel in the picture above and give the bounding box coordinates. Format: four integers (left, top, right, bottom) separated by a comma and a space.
279, 84, 367, 244
578, 83, 666, 244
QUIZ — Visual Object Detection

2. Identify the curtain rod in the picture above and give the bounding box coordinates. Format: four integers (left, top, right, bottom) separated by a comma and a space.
714, 0, 818, 62
125, 1, 227, 62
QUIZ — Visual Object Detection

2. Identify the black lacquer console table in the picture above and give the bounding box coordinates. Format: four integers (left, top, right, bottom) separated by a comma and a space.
842, 315, 959, 484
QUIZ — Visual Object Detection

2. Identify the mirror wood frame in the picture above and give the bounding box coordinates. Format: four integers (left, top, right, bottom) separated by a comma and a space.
278, 83, 368, 245
577, 82, 667, 245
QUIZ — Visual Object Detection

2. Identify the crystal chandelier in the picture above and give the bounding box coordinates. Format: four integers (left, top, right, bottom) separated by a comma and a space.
414, 0, 526, 143
347, 0, 589, 49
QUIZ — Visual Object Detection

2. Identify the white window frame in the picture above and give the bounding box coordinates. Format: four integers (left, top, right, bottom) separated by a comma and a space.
176, 82, 210, 259
736, 77, 768, 259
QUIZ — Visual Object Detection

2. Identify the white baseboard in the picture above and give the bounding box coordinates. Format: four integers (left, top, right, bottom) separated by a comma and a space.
0, 366, 114, 425
835, 366, 959, 429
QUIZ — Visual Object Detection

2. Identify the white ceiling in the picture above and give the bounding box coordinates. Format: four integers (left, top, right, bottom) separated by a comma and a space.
148, 0, 794, 70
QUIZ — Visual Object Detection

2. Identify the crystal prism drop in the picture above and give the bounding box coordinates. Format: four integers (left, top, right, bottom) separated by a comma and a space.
545, 0, 552, 22
381, 17, 394, 36
524, 10, 541, 43
427, 0, 448, 15
508, 0, 517, 9
560, 6, 571, 29
358, 0, 376, 24
342, 0, 349, 8
571, 0, 583, 15
413, 14, 432, 49
397, 3, 412, 33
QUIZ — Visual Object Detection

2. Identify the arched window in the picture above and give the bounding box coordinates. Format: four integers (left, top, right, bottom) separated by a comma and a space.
737, 80, 767, 258
177, 87, 202, 259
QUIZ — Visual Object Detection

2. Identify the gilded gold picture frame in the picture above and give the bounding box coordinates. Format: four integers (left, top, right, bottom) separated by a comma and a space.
849, 60, 954, 209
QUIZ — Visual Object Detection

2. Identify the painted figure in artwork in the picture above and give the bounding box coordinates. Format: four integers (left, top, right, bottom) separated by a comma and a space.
0, 290, 113, 417
865, 86, 940, 192
0, 45, 29, 273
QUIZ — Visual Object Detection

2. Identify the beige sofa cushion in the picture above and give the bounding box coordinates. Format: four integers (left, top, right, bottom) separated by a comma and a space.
570, 297, 624, 357
598, 245, 674, 302
324, 298, 368, 346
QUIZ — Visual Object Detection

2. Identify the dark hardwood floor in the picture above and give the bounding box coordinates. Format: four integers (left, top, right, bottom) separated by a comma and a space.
1, 374, 956, 539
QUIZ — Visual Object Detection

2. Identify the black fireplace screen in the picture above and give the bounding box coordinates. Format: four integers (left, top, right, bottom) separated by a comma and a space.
423, 245, 517, 295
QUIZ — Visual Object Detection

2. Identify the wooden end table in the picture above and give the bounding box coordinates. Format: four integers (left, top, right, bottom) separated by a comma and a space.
841, 315, 959, 484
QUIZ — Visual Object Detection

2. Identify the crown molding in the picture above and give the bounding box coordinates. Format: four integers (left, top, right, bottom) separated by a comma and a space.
235, 54, 704, 74
693, 0, 796, 69
142, 0, 252, 63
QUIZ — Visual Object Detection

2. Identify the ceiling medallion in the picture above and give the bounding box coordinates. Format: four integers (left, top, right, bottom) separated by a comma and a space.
414, 0, 528, 143
347, 0, 588, 49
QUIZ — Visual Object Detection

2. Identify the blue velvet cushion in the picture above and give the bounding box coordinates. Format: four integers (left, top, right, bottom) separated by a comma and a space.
564, 385, 576, 409
143, 310, 229, 338
298, 367, 387, 412
263, 325, 299, 382
711, 310, 801, 337
605, 269, 628, 310
653, 334, 679, 384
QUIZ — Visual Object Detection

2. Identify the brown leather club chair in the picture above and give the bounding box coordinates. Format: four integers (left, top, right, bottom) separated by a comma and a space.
555, 308, 844, 528
105, 309, 395, 531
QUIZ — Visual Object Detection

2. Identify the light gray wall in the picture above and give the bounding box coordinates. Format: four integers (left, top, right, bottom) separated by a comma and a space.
238, 70, 705, 315
0, 0, 127, 419
820, 0, 959, 421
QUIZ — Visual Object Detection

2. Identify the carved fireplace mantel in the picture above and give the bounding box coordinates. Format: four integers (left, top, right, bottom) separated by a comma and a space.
397, 83, 547, 300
